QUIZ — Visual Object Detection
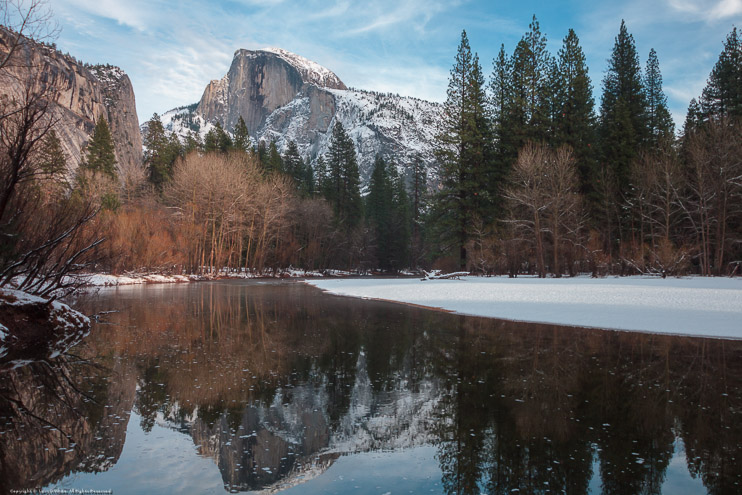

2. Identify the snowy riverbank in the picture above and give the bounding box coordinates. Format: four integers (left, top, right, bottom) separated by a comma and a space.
0, 289, 90, 364
75, 269, 353, 287
306, 276, 742, 339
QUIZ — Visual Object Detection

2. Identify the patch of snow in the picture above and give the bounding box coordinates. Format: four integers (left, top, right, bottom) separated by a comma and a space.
306, 276, 742, 339
74, 273, 193, 287
261, 47, 345, 89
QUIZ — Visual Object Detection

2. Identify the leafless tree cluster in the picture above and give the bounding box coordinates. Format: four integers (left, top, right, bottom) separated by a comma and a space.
95, 151, 344, 275
503, 144, 583, 277
683, 119, 742, 275
490, 126, 742, 277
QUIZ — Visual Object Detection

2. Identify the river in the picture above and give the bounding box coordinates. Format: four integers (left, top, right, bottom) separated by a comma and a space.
0, 280, 739, 494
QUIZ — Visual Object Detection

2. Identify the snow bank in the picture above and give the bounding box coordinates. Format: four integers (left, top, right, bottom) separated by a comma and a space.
77, 273, 192, 287
306, 276, 742, 339
0, 288, 91, 363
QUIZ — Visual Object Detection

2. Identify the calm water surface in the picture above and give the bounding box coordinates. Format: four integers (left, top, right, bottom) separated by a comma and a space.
0, 280, 740, 494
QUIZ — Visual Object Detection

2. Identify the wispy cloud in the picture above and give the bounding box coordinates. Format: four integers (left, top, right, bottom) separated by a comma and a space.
668, 0, 742, 21
59, 0, 152, 30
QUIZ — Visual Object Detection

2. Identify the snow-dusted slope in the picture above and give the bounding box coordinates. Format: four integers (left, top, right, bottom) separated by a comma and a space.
158, 87, 441, 186
261, 87, 441, 184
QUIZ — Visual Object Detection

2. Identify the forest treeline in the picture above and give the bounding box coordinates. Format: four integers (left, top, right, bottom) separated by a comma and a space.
433, 18, 742, 277
2, 14, 742, 291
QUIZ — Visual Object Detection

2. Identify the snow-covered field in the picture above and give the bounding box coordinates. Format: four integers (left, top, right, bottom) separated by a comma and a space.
306, 276, 742, 339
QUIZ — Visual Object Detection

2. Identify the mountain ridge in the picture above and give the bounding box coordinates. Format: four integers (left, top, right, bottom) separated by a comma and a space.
156, 47, 441, 186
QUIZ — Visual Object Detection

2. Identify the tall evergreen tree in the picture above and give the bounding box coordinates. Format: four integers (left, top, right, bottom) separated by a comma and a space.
507, 16, 554, 145
282, 140, 303, 180
410, 156, 427, 267
523, 15, 554, 141
366, 156, 394, 269
468, 54, 498, 217
389, 164, 411, 269
144, 113, 181, 189
598, 20, 649, 201
325, 122, 362, 228
265, 141, 283, 173
204, 122, 232, 153
700, 27, 742, 120
554, 28, 596, 194
233, 116, 250, 152
283, 140, 312, 194
39, 130, 67, 178
683, 98, 703, 135
315, 155, 328, 196
184, 131, 203, 154
644, 48, 674, 145
434, 30, 492, 269
82, 115, 117, 179
490, 44, 517, 170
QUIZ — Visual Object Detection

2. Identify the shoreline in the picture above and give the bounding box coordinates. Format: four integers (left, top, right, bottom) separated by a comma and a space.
304, 276, 742, 340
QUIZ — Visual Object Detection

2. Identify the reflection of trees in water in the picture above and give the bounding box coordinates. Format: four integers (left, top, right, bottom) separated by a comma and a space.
24, 283, 742, 494
675, 339, 742, 495
430, 321, 742, 495
0, 356, 135, 493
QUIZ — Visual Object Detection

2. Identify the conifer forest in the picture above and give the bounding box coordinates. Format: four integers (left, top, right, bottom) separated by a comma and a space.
2, 15, 742, 286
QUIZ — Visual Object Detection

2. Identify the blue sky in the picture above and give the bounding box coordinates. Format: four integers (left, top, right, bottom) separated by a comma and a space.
51, 0, 742, 127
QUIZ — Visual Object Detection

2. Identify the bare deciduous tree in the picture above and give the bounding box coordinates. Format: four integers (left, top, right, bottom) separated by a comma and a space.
683, 119, 742, 275
505, 143, 583, 277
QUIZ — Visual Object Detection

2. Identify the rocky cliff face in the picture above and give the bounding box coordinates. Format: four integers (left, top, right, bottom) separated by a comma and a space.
165, 48, 440, 186
0, 28, 142, 176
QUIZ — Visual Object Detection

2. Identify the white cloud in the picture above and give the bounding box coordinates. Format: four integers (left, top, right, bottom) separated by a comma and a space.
58, 0, 152, 30
667, 0, 742, 21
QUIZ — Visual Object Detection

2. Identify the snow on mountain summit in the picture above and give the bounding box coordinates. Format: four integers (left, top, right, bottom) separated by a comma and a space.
260, 47, 346, 90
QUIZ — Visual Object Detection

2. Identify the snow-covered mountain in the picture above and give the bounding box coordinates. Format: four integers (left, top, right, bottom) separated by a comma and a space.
156, 48, 441, 185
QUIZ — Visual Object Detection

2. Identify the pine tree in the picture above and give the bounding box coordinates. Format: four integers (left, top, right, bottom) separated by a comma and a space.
490, 44, 516, 166
204, 122, 232, 153
683, 98, 703, 135
283, 140, 312, 194
554, 28, 596, 195
302, 159, 315, 197
433, 30, 493, 269
217, 123, 233, 152
325, 121, 361, 228
599, 20, 649, 199
388, 165, 411, 269
233, 116, 250, 152
700, 27, 742, 120
523, 15, 554, 141
144, 113, 180, 189
82, 115, 117, 179
507, 16, 554, 145
265, 141, 283, 173
184, 131, 203, 154
315, 155, 328, 196
644, 48, 674, 145
467, 53, 498, 218
366, 156, 394, 268
367, 157, 411, 270
204, 127, 218, 153
410, 157, 427, 268
282, 140, 303, 180
39, 130, 67, 178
